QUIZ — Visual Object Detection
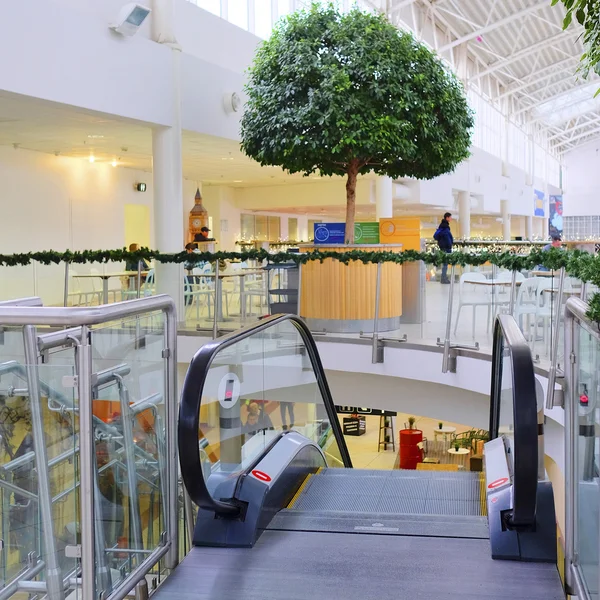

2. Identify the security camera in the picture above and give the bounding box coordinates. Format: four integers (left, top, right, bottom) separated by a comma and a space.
110, 3, 151, 37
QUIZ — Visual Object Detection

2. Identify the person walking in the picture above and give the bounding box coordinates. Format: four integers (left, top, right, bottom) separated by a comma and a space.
434, 212, 454, 284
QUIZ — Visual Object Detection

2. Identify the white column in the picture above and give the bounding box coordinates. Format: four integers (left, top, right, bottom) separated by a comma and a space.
500, 199, 511, 241
375, 176, 393, 221
298, 215, 309, 242
525, 215, 533, 240
152, 0, 184, 318
458, 191, 470, 239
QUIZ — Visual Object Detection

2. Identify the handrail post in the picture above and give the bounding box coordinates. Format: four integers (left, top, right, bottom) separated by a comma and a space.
212, 260, 220, 340
64, 261, 70, 307
546, 267, 565, 410
77, 326, 96, 600
165, 303, 179, 569
136, 260, 142, 299
563, 304, 577, 595
442, 265, 456, 373
23, 325, 65, 600
372, 262, 382, 364
509, 270, 517, 316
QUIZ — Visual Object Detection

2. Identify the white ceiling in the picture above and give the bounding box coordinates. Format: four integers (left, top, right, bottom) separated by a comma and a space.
374, 0, 600, 154
0, 91, 349, 189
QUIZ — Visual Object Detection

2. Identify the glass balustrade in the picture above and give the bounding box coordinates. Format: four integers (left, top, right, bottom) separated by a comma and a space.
0, 297, 178, 600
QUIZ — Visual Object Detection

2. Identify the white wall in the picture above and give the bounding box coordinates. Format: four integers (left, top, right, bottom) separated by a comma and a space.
0, 145, 204, 303
563, 142, 600, 216
0, 0, 249, 137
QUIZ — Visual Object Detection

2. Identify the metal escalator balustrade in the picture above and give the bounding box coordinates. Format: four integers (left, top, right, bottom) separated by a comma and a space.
485, 313, 557, 562
178, 314, 352, 545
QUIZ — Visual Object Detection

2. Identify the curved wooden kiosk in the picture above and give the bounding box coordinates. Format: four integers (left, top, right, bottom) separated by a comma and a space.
299, 244, 403, 333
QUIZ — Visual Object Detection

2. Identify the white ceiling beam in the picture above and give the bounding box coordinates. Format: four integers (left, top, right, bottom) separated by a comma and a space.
553, 125, 600, 148
469, 30, 579, 82
549, 114, 600, 140
438, 1, 548, 53
499, 67, 578, 100
548, 117, 600, 142
500, 56, 579, 94
390, 0, 418, 13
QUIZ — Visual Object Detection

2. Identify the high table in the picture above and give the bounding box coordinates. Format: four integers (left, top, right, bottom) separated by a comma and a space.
433, 426, 456, 441
74, 271, 148, 304
195, 270, 265, 322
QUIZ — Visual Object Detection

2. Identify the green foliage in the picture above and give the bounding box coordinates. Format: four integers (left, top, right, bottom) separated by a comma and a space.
552, 0, 600, 80
240, 3, 473, 241
3, 246, 600, 324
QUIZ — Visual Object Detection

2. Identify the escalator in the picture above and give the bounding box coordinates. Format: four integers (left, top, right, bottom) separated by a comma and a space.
159, 314, 564, 599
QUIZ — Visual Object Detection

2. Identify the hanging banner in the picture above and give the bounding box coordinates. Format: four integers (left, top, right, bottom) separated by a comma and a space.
549, 195, 563, 238
534, 189, 545, 217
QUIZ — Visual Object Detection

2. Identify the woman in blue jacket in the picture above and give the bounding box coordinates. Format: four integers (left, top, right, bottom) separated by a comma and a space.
434, 213, 454, 284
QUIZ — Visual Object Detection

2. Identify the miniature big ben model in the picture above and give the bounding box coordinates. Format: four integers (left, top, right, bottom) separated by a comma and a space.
188, 187, 209, 242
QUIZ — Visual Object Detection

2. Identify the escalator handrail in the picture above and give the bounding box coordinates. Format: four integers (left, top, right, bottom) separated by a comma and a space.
489, 314, 538, 529
178, 314, 352, 516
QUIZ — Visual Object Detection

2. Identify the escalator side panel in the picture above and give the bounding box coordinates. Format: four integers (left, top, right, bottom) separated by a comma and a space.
193, 434, 326, 548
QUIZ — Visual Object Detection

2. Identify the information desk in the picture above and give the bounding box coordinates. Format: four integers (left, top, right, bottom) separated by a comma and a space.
299, 244, 403, 333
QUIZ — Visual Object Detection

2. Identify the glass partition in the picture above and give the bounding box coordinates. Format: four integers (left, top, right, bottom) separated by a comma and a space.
571, 316, 600, 598
0, 362, 80, 600
192, 318, 346, 490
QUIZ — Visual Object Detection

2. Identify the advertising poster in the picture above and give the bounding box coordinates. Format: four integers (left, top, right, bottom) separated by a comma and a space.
534, 189, 545, 217
314, 222, 380, 244
354, 222, 380, 244
313, 222, 346, 244
549, 195, 563, 238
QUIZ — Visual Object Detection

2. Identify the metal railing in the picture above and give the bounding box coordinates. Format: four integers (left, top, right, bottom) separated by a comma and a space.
0, 295, 179, 600
563, 296, 600, 600
179, 313, 352, 519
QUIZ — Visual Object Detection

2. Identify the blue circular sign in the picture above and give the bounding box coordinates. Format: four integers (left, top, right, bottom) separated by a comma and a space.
314, 225, 330, 242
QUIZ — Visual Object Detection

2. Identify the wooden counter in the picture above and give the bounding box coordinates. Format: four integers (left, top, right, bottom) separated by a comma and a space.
299, 244, 403, 333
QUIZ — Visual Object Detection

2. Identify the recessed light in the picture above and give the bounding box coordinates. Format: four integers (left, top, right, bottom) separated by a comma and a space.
89, 155, 95, 163
112, 159, 118, 167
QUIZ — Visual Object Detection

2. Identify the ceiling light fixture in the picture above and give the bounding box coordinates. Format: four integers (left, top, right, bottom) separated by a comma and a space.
112, 159, 118, 167
89, 155, 95, 163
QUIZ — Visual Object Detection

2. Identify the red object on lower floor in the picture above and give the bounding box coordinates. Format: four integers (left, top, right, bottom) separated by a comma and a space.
399, 429, 423, 470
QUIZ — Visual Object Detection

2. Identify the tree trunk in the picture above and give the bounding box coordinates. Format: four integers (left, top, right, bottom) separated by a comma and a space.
345, 161, 359, 244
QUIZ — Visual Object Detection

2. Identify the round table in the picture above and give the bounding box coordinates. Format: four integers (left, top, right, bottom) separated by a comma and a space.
447, 447, 470, 470
433, 426, 456, 441
447, 448, 470, 455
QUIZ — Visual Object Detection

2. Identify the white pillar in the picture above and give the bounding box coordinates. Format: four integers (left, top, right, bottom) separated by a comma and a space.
458, 191, 470, 239
375, 176, 393, 221
298, 215, 309, 242
525, 215, 533, 240
500, 200, 511, 241
152, 0, 184, 318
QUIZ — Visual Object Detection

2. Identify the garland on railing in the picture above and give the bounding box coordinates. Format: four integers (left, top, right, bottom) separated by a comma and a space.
1, 248, 599, 323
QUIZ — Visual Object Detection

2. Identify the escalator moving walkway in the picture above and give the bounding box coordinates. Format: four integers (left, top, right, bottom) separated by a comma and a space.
159, 315, 564, 600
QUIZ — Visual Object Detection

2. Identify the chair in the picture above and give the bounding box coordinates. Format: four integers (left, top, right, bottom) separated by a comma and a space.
453, 273, 492, 339
514, 277, 540, 339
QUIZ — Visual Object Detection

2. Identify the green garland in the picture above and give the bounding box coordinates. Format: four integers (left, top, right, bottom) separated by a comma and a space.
1, 247, 599, 323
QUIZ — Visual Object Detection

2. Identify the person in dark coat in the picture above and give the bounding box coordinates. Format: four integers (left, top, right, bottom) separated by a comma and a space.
434, 213, 454, 284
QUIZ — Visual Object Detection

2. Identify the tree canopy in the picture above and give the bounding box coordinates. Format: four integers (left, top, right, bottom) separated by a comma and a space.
552, 0, 600, 83
240, 3, 473, 242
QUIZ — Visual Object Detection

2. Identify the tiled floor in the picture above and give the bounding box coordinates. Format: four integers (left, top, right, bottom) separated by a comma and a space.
339, 413, 475, 471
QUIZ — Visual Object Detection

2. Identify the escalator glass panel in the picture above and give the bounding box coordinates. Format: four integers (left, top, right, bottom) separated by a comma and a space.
193, 319, 346, 493
574, 321, 600, 598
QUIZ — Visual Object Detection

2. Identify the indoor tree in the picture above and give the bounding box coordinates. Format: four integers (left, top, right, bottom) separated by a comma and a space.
553, 0, 600, 82
240, 3, 473, 243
